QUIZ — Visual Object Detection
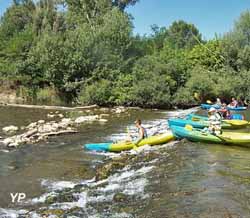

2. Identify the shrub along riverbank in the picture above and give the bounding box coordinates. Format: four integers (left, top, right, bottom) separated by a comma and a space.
1, 1, 250, 108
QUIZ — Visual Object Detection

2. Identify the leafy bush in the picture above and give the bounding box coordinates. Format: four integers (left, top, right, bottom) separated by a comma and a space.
78, 80, 113, 106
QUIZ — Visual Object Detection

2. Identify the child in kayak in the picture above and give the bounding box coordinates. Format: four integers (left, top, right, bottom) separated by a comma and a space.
128, 119, 148, 146
207, 107, 222, 135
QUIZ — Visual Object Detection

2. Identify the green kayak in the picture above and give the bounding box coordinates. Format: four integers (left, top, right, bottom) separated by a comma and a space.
170, 125, 250, 146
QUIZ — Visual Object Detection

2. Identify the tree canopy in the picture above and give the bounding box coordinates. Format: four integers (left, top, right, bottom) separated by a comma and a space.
0, 1, 250, 107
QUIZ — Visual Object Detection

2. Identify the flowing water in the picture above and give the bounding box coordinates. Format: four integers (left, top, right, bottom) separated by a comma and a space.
0, 106, 250, 217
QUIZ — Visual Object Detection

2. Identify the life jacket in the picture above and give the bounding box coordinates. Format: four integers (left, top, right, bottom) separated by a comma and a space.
209, 112, 222, 125
231, 114, 244, 120
138, 126, 147, 139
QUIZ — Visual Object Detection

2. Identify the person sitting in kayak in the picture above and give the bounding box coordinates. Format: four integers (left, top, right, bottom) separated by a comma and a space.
133, 119, 148, 146
207, 107, 222, 135
228, 97, 238, 108
218, 103, 228, 118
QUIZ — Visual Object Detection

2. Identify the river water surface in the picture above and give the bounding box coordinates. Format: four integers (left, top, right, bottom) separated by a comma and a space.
0, 106, 250, 218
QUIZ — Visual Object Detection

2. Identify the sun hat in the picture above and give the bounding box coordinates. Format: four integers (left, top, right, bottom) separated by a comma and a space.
208, 107, 216, 113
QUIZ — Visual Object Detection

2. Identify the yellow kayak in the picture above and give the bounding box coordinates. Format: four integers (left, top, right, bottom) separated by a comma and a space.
85, 132, 174, 152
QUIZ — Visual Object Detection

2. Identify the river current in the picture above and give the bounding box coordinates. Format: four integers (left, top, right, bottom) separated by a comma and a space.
0, 106, 250, 218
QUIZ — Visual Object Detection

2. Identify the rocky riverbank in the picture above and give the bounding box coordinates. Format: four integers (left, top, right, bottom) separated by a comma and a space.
0, 106, 136, 148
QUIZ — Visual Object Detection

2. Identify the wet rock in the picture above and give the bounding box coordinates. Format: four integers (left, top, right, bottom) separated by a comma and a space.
45, 192, 75, 204
26, 122, 37, 129
73, 184, 85, 192
3, 138, 14, 146
99, 119, 108, 123
95, 161, 126, 181
60, 118, 73, 128
40, 209, 65, 217
113, 192, 128, 203
45, 195, 58, 204
58, 114, 64, 118
75, 115, 99, 124
99, 108, 110, 112
3, 118, 77, 147
119, 206, 134, 214
38, 120, 45, 124
112, 106, 126, 114
2, 125, 19, 133
47, 114, 55, 118
65, 207, 82, 216
57, 193, 75, 203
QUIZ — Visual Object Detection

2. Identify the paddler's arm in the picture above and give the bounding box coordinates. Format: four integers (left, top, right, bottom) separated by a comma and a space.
126, 127, 133, 141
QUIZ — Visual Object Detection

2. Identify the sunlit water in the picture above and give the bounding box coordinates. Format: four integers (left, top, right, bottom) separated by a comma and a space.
0, 106, 250, 217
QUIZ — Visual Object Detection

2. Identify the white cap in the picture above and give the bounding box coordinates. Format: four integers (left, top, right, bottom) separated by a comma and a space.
208, 107, 216, 112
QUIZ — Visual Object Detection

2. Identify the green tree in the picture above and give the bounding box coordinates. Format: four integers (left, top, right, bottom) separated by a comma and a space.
166, 20, 202, 49
188, 39, 225, 70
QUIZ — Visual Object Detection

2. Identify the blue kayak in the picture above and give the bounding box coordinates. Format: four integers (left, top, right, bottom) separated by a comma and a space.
168, 118, 208, 129
200, 104, 247, 111
168, 118, 248, 129
84, 143, 112, 152
201, 104, 221, 110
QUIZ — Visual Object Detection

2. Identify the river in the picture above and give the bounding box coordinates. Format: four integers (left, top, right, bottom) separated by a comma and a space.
0, 106, 250, 218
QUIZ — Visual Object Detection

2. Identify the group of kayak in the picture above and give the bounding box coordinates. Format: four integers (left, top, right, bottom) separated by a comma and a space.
84, 98, 250, 152
170, 97, 250, 147
201, 97, 248, 112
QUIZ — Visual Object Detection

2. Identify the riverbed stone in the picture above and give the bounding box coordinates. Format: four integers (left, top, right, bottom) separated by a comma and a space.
40, 209, 65, 217
26, 122, 37, 129
2, 125, 19, 133
95, 161, 126, 181
99, 119, 108, 123
38, 120, 45, 124
113, 192, 128, 202
47, 114, 56, 118
58, 114, 64, 118
75, 115, 99, 124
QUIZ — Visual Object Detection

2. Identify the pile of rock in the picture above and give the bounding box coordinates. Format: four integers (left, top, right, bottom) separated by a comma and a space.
0, 106, 137, 148
1, 114, 110, 148
47, 111, 64, 119
112, 106, 127, 114
75, 115, 108, 124
2, 118, 76, 148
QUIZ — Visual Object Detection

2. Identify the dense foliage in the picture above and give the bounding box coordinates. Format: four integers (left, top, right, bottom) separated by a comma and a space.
1, 0, 250, 107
